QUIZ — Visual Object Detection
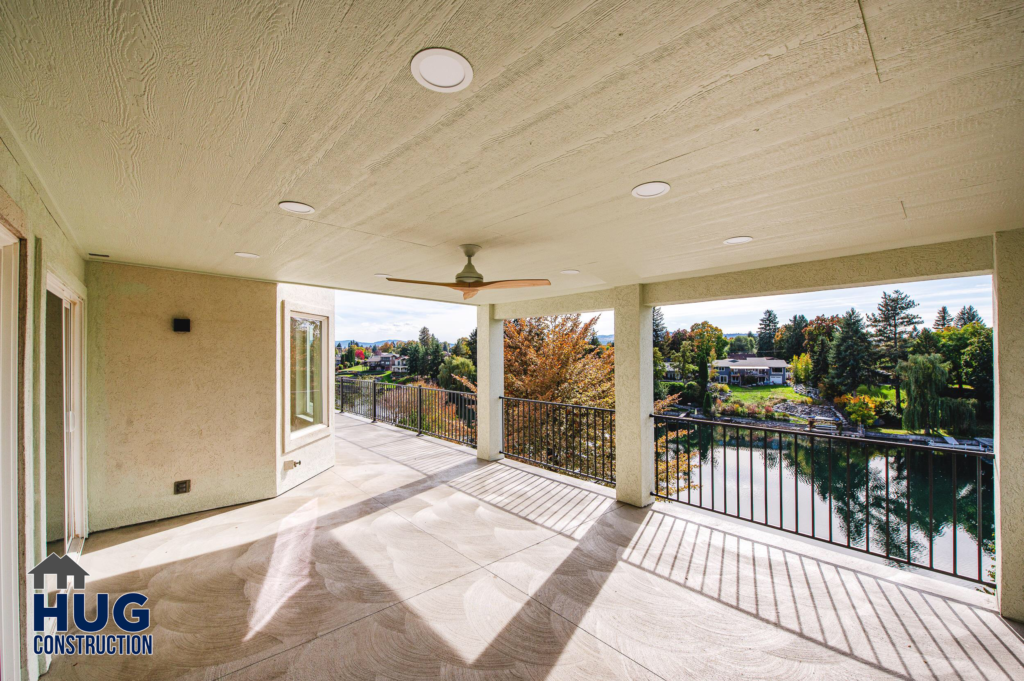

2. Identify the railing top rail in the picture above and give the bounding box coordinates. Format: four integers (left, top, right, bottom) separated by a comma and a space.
652, 413, 993, 458
500, 395, 615, 413
417, 384, 476, 399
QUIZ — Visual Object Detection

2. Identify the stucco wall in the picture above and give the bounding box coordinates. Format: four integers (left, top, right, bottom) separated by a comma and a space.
85, 263, 279, 531
994, 228, 1024, 622
275, 283, 335, 494
0, 129, 87, 680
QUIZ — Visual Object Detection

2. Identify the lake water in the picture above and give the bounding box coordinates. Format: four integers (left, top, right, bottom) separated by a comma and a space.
655, 422, 995, 584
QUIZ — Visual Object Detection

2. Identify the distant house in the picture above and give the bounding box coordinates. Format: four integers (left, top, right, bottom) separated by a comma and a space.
368, 352, 407, 373
713, 356, 789, 386
664, 362, 685, 381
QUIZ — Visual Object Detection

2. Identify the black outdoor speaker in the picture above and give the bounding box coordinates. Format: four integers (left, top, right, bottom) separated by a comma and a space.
173, 318, 191, 333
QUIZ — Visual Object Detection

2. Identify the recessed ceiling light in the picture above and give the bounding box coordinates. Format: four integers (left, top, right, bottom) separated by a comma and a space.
235, 252, 260, 259
278, 201, 315, 214
560, 269, 580, 275
374, 273, 391, 278
411, 48, 473, 92
631, 181, 670, 198
723, 236, 753, 245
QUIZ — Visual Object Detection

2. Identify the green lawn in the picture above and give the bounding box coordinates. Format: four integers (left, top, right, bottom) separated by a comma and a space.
725, 384, 809, 407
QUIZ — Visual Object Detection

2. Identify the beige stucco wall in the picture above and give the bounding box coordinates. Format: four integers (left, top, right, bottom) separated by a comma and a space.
0, 130, 86, 680
275, 283, 335, 494
994, 228, 1024, 622
86, 263, 279, 531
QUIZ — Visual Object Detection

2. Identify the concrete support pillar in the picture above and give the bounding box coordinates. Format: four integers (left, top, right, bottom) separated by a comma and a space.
613, 284, 654, 507
994, 228, 1024, 621
476, 304, 504, 461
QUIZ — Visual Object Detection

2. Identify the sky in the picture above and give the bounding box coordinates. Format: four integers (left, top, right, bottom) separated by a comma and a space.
335, 275, 992, 343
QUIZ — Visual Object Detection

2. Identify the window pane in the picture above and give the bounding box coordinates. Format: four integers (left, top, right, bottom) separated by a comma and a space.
290, 316, 323, 432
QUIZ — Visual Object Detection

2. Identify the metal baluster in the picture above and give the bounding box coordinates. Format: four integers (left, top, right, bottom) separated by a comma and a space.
846, 442, 851, 548
885, 450, 890, 558
977, 455, 983, 583
953, 452, 958, 577
929, 450, 934, 569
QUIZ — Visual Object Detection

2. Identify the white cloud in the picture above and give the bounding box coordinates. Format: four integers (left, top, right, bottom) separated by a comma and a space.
335, 290, 476, 343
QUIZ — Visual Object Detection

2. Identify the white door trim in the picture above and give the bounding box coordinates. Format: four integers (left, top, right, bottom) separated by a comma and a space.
0, 225, 21, 681
45, 273, 87, 543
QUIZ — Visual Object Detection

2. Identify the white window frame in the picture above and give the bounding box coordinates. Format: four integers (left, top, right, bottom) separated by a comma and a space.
283, 302, 333, 453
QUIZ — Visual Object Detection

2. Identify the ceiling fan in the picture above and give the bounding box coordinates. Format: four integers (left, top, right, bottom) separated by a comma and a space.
387, 244, 550, 300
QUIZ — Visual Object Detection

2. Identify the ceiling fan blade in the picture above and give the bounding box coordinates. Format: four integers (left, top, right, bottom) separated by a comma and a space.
385, 278, 464, 289
474, 279, 551, 290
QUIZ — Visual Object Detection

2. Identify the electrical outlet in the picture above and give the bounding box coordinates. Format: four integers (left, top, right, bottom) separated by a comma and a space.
173, 480, 191, 494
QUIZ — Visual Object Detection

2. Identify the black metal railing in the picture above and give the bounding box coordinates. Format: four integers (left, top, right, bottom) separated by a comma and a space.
653, 415, 995, 585
337, 378, 477, 446
500, 396, 615, 485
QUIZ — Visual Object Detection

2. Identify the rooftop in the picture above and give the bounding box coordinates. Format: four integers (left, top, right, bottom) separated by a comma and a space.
713, 356, 790, 369
45, 415, 1024, 680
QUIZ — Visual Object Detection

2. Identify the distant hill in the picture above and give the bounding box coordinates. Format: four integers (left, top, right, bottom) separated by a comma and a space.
336, 339, 406, 347
596, 334, 614, 344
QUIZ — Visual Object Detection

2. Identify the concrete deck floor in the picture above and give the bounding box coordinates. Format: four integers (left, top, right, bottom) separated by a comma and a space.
46, 414, 1024, 680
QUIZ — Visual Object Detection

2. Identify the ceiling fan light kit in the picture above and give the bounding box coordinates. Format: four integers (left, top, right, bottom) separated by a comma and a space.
387, 244, 550, 300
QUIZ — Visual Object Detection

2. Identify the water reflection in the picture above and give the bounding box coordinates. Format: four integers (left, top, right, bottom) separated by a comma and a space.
655, 421, 995, 584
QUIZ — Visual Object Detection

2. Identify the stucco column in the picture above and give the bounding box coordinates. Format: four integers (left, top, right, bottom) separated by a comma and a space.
994, 228, 1024, 621
613, 284, 654, 507
476, 303, 503, 461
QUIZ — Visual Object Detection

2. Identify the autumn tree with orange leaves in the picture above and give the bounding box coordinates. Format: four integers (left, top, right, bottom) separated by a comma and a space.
504, 314, 615, 409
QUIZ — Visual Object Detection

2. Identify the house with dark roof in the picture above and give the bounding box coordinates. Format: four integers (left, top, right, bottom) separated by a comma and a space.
28, 553, 89, 590
713, 355, 790, 386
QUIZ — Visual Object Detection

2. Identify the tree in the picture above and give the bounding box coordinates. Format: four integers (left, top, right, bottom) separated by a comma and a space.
667, 328, 691, 354
963, 324, 994, 402
897, 354, 947, 434
954, 305, 983, 328
933, 306, 954, 330
774, 315, 808, 360
467, 328, 478, 366
504, 314, 615, 408
910, 327, 940, 356
690, 321, 728, 361
696, 354, 710, 409
418, 326, 434, 348
652, 347, 667, 400
867, 290, 922, 413
828, 309, 873, 395
426, 340, 445, 379
791, 353, 812, 385
437, 356, 477, 392
937, 326, 970, 391
803, 314, 842, 387
669, 341, 696, 383
404, 342, 423, 375
452, 338, 469, 358
757, 310, 779, 356
727, 333, 755, 354
652, 307, 668, 354
344, 344, 357, 366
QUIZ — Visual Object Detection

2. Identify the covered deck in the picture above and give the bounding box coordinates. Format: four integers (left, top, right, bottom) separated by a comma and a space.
48, 415, 1024, 680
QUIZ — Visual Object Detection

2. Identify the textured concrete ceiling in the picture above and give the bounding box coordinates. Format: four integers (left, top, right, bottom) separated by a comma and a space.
0, 0, 1021, 303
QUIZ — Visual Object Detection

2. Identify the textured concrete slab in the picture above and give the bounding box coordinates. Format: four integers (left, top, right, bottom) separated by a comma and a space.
45, 416, 1024, 680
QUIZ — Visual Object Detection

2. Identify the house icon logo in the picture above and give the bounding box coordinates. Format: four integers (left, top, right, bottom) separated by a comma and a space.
28, 552, 154, 657
28, 553, 89, 591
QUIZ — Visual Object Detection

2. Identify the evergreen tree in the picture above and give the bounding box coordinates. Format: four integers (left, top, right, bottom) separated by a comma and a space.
867, 290, 922, 413
426, 340, 444, 379
954, 305, 984, 328
652, 307, 668, 353
827, 309, 873, 395
963, 324, 994, 402
756, 310, 779, 356
778, 314, 808, 360
897, 354, 947, 434
405, 342, 423, 375
933, 306, 954, 330
467, 328, 478, 366
418, 326, 434, 348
